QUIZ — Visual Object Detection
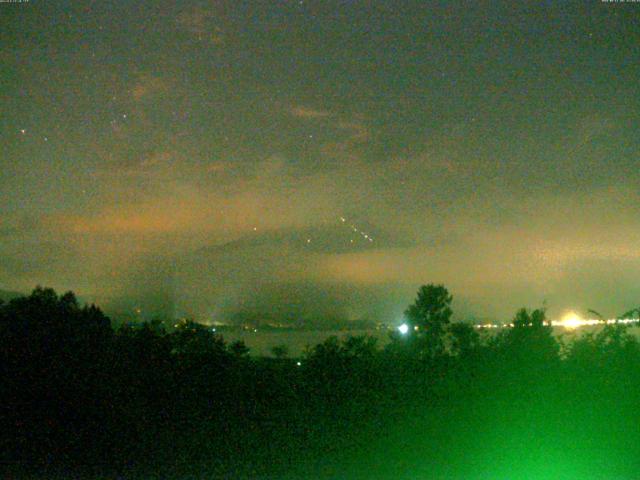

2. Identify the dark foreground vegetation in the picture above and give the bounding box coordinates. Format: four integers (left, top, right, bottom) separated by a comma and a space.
2, 285, 640, 479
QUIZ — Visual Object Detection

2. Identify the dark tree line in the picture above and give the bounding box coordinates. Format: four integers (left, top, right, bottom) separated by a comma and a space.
2, 285, 640, 479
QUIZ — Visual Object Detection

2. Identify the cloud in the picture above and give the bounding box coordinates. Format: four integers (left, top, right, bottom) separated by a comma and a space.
206, 161, 231, 173
537, 256, 640, 319
316, 119, 373, 162
50, 160, 340, 238
336, 121, 371, 143
174, 228, 415, 322
573, 114, 617, 148
289, 105, 332, 119
176, 6, 225, 44
290, 107, 371, 142
0, 241, 75, 277
0, 215, 41, 240
131, 75, 169, 102
4, 124, 639, 323
92, 150, 177, 178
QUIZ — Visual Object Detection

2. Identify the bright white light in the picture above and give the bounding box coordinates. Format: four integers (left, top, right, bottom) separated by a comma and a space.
561, 311, 583, 329
398, 323, 409, 335
296, 361, 302, 366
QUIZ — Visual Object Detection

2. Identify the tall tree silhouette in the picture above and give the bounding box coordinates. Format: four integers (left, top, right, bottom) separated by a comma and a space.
494, 307, 559, 367
448, 321, 481, 357
404, 284, 453, 357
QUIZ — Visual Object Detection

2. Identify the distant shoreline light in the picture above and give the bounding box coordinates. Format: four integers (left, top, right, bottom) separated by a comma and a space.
474, 317, 640, 329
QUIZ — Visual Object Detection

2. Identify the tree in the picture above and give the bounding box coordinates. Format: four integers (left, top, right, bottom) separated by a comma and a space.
271, 344, 289, 359
229, 340, 250, 358
404, 284, 453, 357
512, 307, 545, 329
169, 320, 228, 358
342, 335, 378, 359
493, 307, 559, 367
618, 307, 640, 321
448, 322, 481, 357
567, 323, 640, 369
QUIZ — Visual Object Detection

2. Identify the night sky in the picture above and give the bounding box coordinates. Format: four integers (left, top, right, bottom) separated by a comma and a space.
2, 1, 640, 323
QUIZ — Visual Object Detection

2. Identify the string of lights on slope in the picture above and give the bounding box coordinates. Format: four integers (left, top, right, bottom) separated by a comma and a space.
294, 216, 377, 246
340, 216, 374, 243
